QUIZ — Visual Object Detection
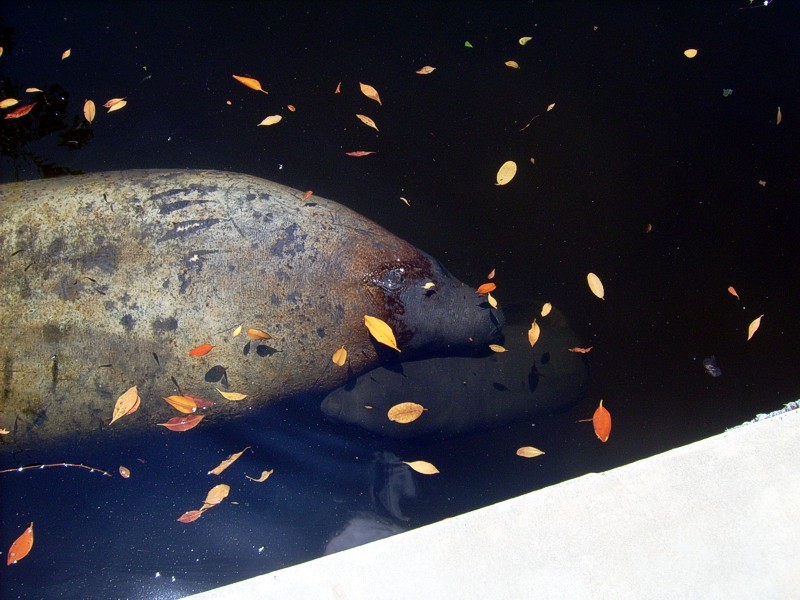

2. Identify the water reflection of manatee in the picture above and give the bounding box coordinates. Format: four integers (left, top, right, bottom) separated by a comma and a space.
322, 305, 588, 438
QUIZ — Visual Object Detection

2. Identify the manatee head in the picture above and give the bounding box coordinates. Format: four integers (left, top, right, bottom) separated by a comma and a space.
361, 250, 504, 357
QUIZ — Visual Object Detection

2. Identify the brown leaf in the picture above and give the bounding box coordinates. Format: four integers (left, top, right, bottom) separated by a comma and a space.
359, 82, 382, 105
303, 190, 314, 200
6, 523, 34, 565
246, 328, 272, 341
110, 386, 140, 425
516, 446, 545, 458
201, 483, 230, 509
232, 74, 268, 94
364, 315, 400, 351
387, 402, 426, 424
335, 81, 342, 94
345, 150, 376, 157
402, 460, 439, 475
246, 469, 274, 482
487, 268, 496, 280
568, 346, 593, 354
208, 447, 251, 476
118, 466, 131, 478
505, 60, 520, 69
158, 414, 204, 432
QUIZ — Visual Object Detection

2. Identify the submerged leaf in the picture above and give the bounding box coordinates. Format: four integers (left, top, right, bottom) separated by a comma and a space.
364, 315, 400, 351
587, 272, 605, 300
387, 402, 426, 424
332, 346, 347, 366
3, 103, 36, 119
516, 446, 545, 458
217, 389, 248, 401
6, 523, 34, 565
747, 314, 764, 341
527, 319, 540, 347
359, 82, 382, 105
163, 395, 198, 414
110, 386, 140, 425
593, 399, 612, 442
189, 343, 214, 357
246, 328, 272, 340
158, 415, 204, 432
208, 447, 251, 475
496, 160, 517, 185
403, 460, 439, 475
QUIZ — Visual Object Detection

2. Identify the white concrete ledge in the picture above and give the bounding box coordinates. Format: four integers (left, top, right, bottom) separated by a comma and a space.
185, 408, 800, 599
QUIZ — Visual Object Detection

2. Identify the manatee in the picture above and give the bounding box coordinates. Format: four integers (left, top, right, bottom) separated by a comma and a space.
0, 170, 503, 449
321, 305, 588, 438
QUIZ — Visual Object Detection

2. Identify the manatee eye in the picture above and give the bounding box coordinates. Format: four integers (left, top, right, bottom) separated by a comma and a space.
369, 266, 405, 292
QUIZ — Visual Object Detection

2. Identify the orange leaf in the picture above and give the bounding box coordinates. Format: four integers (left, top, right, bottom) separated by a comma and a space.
335, 81, 342, 94
727, 286, 740, 300
345, 150, 376, 157
110, 386, 140, 425
163, 394, 198, 414
592, 399, 611, 442
183, 394, 216, 409
158, 415, 204, 432
232, 74, 268, 94
177, 510, 204, 523
189, 343, 214, 357
487, 268, 496, 280
476, 282, 496, 295
3, 103, 36, 119
7, 523, 34, 565
246, 328, 272, 341
303, 190, 314, 200
208, 447, 250, 476
118, 466, 131, 478
568, 346, 593, 354
359, 82, 382, 105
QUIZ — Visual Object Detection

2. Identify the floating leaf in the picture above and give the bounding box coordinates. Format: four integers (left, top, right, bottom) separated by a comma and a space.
587, 272, 605, 300
177, 510, 204, 523
201, 483, 230, 509
776, 106, 782, 125
516, 446, 544, 458
287, 104, 296, 112
400, 197, 411, 206
217, 389, 248, 401
356, 114, 379, 131
208, 447, 251, 475
359, 82, 382, 105
403, 460, 439, 475
0, 47, 3, 58
364, 315, 400, 351
487, 293, 498, 309
568, 346, 594, 354
246, 328, 272, 341
489, 344, 507, 353
593, 399, 611, 442
303, 190, 314, 201
476, 282, 496, 295
684, 48, 698, 58
335, 81, 341, 94
83, 99, 95, 123
110, 386, 140, 425
158, 415, 204, 432
519, 36, 533, 45
232, 324, 243, 337
0, 98, 19, 109
541, 302, 552, 317
747, 314, 764, 341
163, 394, 198, 414
232, 74, 268, 94
3, 103, 36, 119
61, 48, 71, 60
258, 115, 282, 126
464, 41, 473, 48
26, 88, 43, 93
332, 346, 347, 366
107, 99, 127, 113
505, 60, 520, 69
103, 98, 124, 108
6, 523, 33, 565
246, 469, 274, 482
496, 160, 517, 185
416, 66, 436, 74
727, 286, 740, 300
119, 466, 131, 478
345, 150, 376, 157
387, 402, 426, 424
547, 103, 556, 112
528, 319, 540, 347
487, 268, 496, 280
189, 343, 214, 357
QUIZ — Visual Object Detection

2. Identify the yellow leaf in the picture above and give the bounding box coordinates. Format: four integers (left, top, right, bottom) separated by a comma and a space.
496, 160, 517, 185
776, 106, 782, 125
233, 324, 243, 337
359, 82, 382, 105
422, 282, 435, 289
0, 429, 9, 435
26, 88, 43, 93
387, 402, 426, 424
83, 99, 95, 123
356, 114, 379, 131
519, 36, 533, 45
246, 469, 274, 482
208, 447, 251, 475
364, 315, 400, 352
587, 272, 605, 300
110, 386, 140, 425
107, 99, 127, 113
200, 483, 230, 509
541, 302, 552, 317
400, 197, 411, 206
61, 48, 71, 60
163, 394, 198, 414
505, 60, 520, 69
516, 446, 545, 458
683, 48, 698, 58
258, 115, 282, 126
416, 66, 436, 74
0, 98, 19, 109
332, 346, 347, 366
489, 344, 507, 353
217, 389, 248, 401
402, 460, 439, 475
232, 74, 268, 94
528, 319, 540, 347
487, 292, 498, 309
747, 314, 764, 341
546, 102, 556, 111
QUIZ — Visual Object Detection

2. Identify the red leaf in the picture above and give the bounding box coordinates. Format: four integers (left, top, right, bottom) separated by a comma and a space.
7, 522, 34, 565
568, 346, 593, 354
4, 103, 36, 119
188, 343, 214, 357
592, 400, 612, 442
183, 394, 216, 409
158, 415, 205, 432
177, 510, 204, 523
345, 151, 376, 157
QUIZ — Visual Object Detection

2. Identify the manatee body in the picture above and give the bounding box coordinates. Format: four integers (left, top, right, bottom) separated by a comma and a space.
0, 170, 503, 449
322, 305, 587, 438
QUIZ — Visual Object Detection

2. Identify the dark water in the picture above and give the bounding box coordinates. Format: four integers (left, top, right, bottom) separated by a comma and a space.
1, 1, 799, 598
